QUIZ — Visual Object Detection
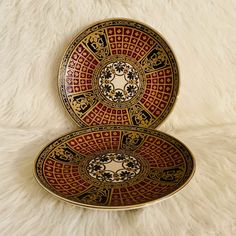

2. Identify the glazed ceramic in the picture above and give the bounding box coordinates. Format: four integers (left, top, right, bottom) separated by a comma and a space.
34, 125, 194, 210
58, 19, 179, 128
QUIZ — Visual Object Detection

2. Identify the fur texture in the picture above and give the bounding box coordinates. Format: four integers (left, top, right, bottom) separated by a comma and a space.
0, 0, 235, 235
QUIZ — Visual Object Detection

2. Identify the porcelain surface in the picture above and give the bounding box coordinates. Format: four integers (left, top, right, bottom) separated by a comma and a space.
34, 125, 194, 210
58, 19, 179, 128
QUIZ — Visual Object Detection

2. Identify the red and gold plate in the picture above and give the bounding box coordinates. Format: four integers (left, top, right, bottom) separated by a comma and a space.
58, 19, 179, 128
34, 125, 195, 210
35, 19, 194, 209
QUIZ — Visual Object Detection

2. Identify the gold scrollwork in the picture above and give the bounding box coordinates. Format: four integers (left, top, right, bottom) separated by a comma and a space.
148, 165, 185, 183
49, 144, 84, 164
141, 45, 169, 73
83, 30, 110, 60
129, 105, 152, 127
121, 131, 145, 150
68, 92, 96, 117
73, 187, 111, 206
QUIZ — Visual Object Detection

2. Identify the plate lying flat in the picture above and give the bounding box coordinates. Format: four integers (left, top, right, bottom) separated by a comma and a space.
58, 19, 179, 128
34, 125, 194, 210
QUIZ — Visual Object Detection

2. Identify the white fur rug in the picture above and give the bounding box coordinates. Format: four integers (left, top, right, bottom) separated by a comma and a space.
0, 0, 236, 235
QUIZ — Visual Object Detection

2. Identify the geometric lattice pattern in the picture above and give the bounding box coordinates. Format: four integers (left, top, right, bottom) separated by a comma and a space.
106, 26, 155, 60
67, 130, 120, 156
66, 45, 98, 94
58, 19, 179, 128
141, 68, 173, 117
81, 103, 130, 126
35, 126, 194, 209
135, 135, 184, 168
44, 159, 91, 196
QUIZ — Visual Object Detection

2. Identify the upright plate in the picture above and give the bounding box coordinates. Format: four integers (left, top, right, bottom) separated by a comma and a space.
58, 19, 179, 128
34, 125, 194, 210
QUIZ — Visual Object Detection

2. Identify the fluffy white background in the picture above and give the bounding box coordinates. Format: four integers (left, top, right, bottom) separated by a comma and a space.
0, 0, 235, 235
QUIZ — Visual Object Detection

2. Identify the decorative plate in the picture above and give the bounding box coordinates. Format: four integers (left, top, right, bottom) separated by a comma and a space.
58, 19, 179, 128
34, 125, 194, 210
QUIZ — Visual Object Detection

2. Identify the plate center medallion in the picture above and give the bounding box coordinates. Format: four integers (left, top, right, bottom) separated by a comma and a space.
98, 61, 140, 102
87, 152, 141, 183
